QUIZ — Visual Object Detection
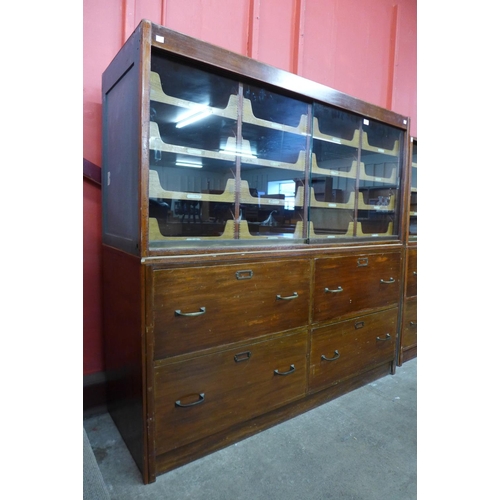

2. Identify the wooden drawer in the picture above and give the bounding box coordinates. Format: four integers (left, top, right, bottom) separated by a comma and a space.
151, 259, 311, 359
154, 329, 308, 455
406, 248, 417, 298
401, 296, 417, 348
309, 308, 398, 393
313, 252, 401, 323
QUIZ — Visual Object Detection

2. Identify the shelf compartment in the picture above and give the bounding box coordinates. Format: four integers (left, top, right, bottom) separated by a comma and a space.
238, 220, 303, 240
149, 218, 236, 241
150, 71, 238, 121
311, 157, 358, 179
240, 148, 307, 172
361, 131, 400, 157
307, 187, 356, 209
242, 98, 308, 136
359, 162, 397, 184
309, 220, 394, 239
308, 221, 355, 239
149, 170, 237, 203
150, 122, 238, 163
357, 192, 395, 211
356, 221, 394, 237
312, 121, 360, 148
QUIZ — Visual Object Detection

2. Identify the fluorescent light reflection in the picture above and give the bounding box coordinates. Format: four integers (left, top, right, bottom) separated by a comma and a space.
175, 106, 211, 128
175, 160, 203, 168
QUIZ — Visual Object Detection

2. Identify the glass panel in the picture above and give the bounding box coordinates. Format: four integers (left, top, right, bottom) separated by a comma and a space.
238, 84, 309, 242
309, 104, 361, 239
148, 54, 239, 246
409, 140, 417, 237
358, 119, 403, 238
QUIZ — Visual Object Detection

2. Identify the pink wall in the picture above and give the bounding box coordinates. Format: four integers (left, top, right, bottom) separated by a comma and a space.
83, 0, 417, 376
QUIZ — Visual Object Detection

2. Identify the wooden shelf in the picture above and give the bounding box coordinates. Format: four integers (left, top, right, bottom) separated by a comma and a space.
150, 72, 238, 121
149, 218, 236, 241
309, 221, 394, 238
361, 131, 399, 157
151, 71, 308, 137
312, 119, 360, 148
150, 123, 307, 173
311, 156, 397, 184
150, 170, 236, 203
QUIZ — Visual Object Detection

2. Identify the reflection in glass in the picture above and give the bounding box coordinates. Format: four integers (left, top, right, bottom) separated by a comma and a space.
309, 104, 361, 238
359, 119, 402, 237
238, 84, 308, 241
148, 53, 239, 244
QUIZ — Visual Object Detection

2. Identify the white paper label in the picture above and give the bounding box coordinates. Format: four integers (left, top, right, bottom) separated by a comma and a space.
187, 194, 202, 199
363, 119, 369, 126
155, 35, 165, 43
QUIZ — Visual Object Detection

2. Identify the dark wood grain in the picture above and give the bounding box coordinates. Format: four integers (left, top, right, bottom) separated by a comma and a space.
102, 246, 149, 483
406, 247, 417, 298
401, 296, 417, 350
309, 308, 398, 393
154, 329, 307, 455
313, 251, 402, 323
151, 259, 311, 358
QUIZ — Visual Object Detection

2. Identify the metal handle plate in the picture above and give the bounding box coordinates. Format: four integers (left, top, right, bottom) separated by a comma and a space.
236, 269, 253, 280
234, 351, 252, 362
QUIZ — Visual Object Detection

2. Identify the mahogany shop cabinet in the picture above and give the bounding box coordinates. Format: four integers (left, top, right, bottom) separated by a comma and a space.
101, 19, 411, 484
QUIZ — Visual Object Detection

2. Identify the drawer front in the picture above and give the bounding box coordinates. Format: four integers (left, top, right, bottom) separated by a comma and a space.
152, 259, 311, 359
313, 252, 401, 323
401, 297, 417, 348
406, 248, 417, 298
309, 308, 398, 393
154, 329, 308, 455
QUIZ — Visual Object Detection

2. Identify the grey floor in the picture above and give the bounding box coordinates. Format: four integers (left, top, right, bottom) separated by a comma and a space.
84, 358, 416, 500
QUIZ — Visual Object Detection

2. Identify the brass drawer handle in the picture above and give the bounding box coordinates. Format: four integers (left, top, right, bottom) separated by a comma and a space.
274, 364, 295, 376
380, 277, 395, 284
175, 307, 206, 317
276, 292, 299, 300
355, 321, 365, 329
376, 333, 391, 341
325, 286, 343, 294
321, 350, 340, 362
175, 393, 205, 408
236, 269, 253, 280
234, 351, 252, 363
410, 321, 417, 327
357, 257, 369, 267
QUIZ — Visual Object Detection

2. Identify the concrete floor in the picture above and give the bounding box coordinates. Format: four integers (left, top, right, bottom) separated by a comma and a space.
84, 358, 416, 500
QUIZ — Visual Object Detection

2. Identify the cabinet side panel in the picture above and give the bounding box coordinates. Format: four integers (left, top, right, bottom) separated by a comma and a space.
102, 54, 141, 254
102, 246, 146, 478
